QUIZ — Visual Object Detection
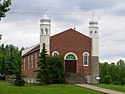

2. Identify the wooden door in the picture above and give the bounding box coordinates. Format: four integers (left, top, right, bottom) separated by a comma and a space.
65, 60, 76, 73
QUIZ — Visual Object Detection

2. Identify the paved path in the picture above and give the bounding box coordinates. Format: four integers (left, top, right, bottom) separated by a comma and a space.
75, 84, 125, 94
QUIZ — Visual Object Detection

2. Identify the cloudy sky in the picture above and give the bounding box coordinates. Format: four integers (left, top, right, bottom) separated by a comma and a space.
0, 0, 125, 63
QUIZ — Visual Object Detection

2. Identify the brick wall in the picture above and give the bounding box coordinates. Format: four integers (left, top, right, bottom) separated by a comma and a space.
22, 50, 39, 82
50, 29, 92, 75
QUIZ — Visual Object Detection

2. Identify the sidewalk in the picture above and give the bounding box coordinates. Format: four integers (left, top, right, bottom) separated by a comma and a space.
75, 84, 125, 94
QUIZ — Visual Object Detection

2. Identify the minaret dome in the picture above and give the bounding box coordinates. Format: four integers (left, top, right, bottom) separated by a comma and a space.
40, 13, 51, 25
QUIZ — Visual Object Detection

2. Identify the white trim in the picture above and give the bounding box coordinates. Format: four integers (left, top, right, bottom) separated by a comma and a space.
52, 51, 59, 56
64, 52, 78, 60
83, 52, 90, 56
83, 52, 89, 66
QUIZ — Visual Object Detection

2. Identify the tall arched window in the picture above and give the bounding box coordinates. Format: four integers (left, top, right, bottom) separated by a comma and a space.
83, 52, 89, 66
45, 28, 48, 35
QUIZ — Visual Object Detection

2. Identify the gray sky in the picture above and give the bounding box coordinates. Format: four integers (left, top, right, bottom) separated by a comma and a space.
0, 0, 125, 63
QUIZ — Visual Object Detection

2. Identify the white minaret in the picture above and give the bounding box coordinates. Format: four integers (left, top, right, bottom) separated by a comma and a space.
40, 13, 51, 54
89, 20, 99, 56
89, 17, 99, 84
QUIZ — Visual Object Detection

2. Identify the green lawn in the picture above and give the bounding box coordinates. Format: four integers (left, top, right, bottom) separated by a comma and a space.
94, 84, 125, 93
0, 81, 103, 94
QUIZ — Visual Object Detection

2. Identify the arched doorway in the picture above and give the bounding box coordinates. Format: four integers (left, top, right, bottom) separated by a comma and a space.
64, 52, 78, 73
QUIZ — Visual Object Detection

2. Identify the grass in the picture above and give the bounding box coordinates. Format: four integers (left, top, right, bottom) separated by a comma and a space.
0, 80, 104, 94
93, 84, 125, 93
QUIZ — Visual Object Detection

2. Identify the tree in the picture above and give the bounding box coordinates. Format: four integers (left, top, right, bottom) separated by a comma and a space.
36, 43, 52, 84
13, 48, 25, 86
0, 0, 11, 20
99, 62, 110, 83
4, 45, 18, 75
36, 43, 65, 84
51, 56, 65, 84
0, 44, 24, 81
99, 59, 125, 85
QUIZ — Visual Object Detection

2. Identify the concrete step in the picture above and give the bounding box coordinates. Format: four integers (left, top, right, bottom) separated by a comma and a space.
65, 73, 86, 84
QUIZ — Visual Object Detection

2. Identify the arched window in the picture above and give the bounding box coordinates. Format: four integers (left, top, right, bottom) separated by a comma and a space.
90, 31, 92, 34
66, 54, 76, 60
45, 28, 48, 35
52, 51, 59, 57
64, 52, 78, 60
41, 29, 43, 35
83, 52, 89, 66
95, 31, 97, 33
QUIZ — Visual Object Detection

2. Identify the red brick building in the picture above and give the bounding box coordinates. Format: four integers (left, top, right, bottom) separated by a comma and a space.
22, 14, 99, 84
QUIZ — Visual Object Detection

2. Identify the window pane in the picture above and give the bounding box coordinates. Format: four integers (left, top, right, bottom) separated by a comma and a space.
83, 53, 89, 66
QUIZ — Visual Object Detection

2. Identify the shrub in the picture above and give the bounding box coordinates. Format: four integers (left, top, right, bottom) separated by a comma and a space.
104, 75, 112, 84
121, 78, 125, 86
112, 81, 121, 85
13, 79, 25, 86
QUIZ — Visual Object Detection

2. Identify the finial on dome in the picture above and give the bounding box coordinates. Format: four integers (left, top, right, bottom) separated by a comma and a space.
42, 13, 50, 20
40, 13, 51, 25
89, 12, 98, 26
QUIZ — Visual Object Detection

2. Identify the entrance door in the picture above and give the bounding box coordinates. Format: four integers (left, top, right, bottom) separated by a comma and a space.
65, 60, 76, 73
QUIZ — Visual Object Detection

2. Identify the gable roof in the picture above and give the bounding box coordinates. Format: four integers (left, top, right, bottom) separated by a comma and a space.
22, 28, 91, 57
51, 28, 91, 39
22, 44, 39, 57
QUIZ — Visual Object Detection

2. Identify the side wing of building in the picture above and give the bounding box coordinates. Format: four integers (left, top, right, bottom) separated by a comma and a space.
22, 44, 40, 83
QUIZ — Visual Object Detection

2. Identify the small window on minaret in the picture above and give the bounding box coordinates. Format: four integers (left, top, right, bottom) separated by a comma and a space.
90, 31, 92, 34
95, 31, 97, 33
45, 28, 48, 35
41, 29, 43, 35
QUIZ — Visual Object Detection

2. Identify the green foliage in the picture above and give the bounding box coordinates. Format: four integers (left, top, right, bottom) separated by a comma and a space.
0, 44, 25, 86
13, 48, 25, 86
121, 78, 125, 86
0, 0, 11, 19
0, 44, 19, 77
36, 43, 52, 84
13, 79, 25, 86
104, 75, 112, 84
99, 59, 125, 85
36, 43, 65, 84
51, 56, 65, 84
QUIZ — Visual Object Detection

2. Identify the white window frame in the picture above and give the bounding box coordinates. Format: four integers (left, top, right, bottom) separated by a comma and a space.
52, 51, 59, 57
83, 52, 89, 66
